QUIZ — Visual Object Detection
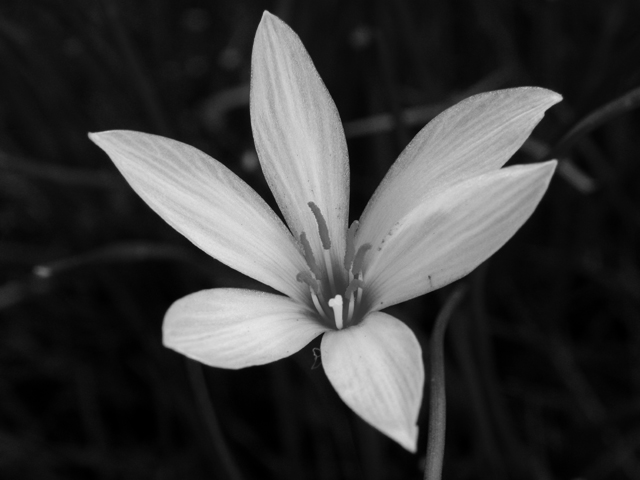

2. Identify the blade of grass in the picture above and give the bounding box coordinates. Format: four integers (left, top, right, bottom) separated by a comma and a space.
0, 152, 122, 189
33, 242, 215, 281
546, 85, 640, 161
97, 0, 171, 136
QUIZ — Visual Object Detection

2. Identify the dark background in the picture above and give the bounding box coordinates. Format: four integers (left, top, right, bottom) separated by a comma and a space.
2, 0, 640, 479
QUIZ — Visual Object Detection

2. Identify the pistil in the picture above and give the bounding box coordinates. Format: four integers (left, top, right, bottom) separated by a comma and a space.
328, 295, 344, 329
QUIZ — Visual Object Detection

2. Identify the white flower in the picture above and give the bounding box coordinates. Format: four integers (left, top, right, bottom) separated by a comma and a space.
89, 11, 560, 452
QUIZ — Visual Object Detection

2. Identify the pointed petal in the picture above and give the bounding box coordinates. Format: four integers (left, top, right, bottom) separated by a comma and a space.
357, 88, 561, 250
250, 12, 349, 257
89, 131, 308, 300
163, 288, 328, 369
321, 312, 424, 452
364, 161, 556, 309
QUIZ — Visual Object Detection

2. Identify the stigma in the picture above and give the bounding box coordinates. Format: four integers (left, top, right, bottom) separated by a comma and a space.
328, 295, 343, 329
297, 202, 371, 330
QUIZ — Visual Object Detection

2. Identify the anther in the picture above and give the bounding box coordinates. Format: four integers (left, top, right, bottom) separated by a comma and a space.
344, 278, 364, 299
308, 202, 332, 250
299, 232, 321, 278
351, 243, 372, 277
343, 220, 359, 271
328, 294, 344, 329
296, 271, 319, 293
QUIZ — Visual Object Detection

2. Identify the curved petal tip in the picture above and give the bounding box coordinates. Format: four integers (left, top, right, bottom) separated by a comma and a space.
321, 312, 423, 452
163, 289, 328, 370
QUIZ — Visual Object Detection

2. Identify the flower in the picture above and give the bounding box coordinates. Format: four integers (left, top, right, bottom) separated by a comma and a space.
89, 11, 560, 452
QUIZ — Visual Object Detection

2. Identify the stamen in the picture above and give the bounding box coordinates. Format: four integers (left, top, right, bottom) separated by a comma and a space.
344, 278, 364, 299
299, 232, 321, 278
343, 220, 359, 271
323, 249, 336, 293
311, 290, 329, 322
347, 292, 356, 322
308, 202, 332, 250
345, 278, 364, 323
351, 243, 372, 277
328, 295, 344, 329
355, 284, 364, 310
296, 271, 319, 293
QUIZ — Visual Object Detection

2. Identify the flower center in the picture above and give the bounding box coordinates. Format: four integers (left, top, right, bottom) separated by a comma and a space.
296, 202, 371, 330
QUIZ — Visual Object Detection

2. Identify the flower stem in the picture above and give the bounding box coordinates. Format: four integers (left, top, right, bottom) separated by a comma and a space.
424, 285, 466, 480
186, 359, 244, 480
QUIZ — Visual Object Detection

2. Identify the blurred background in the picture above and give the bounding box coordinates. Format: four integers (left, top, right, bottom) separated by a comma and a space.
2, 0, 640, 479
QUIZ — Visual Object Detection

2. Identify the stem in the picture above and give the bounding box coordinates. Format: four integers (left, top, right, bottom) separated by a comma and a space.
424, 285, 467, 480
186, 359, 244, 480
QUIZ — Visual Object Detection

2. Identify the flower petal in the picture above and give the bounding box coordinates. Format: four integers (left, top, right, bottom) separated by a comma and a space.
321, 312, 424, 452
357, 88, 561, 251
163, 288, 328, 369
365, 160, 557, 310
250, 12, 349, 257
89, 131, 308, 301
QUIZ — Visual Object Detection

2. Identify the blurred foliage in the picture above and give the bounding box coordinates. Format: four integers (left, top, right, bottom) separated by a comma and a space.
1, 0, 640, 479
